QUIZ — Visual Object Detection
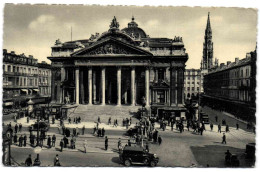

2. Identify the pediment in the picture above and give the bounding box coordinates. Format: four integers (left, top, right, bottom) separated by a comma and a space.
72, 37, 152, 56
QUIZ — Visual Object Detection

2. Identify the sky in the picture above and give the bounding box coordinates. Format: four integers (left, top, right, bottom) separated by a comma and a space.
3, 4, 257, 69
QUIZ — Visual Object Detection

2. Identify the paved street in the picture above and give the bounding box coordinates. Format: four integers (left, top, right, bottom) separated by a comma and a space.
4, 105, 255, 167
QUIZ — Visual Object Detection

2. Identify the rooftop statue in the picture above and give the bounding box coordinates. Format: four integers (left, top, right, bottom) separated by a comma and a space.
109, 16, 120, 30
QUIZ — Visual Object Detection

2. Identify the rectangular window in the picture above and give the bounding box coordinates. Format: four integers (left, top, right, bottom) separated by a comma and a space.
187, 87, 190, 91
192, 87, 194, 91
158, 69, 165, 81
157, 91, 165, 103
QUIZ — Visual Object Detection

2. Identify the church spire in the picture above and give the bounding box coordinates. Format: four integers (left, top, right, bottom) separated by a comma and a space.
206, 12, 211, 32
201, 12, 214, 70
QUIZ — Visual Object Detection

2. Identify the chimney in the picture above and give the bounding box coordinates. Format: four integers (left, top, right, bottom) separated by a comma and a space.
29, 55, 33, 59
246, 53, 251, 59
220, 63, 225, 68
11, 51, 15, 54
3, 49, 7, 53
235, 57, 239, 64
227, 61, 231, 66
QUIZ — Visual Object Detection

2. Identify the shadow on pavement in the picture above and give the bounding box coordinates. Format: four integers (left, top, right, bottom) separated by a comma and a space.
190, 145, 255, 168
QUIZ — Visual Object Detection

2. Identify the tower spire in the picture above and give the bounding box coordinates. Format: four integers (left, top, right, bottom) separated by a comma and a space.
206, 12, 211, 31
201, 12, 214, 70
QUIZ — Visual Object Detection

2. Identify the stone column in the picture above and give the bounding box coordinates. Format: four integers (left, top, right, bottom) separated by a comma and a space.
117, 66, 121, 106
170, 67, 176, 106
145, 67, 150, 107
131, 67, 136, 106
93, 70, 96, 104
75, 68, 79, 104
88, 67, 93, 105
80, 69, 84, 104
60, 68, 66, 103
101, 67, 106, 105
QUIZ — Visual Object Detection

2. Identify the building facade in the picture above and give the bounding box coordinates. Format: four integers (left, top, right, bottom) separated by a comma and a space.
48, 17, 189, 117
3, 49, 52, 108
184, 69, 201, 99
202, 49, 256, 122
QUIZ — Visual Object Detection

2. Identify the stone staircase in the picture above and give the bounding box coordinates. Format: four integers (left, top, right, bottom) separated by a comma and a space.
68, 105, 141, 123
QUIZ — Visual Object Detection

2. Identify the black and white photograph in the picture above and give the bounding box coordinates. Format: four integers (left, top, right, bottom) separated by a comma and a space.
1, 2, 257, 168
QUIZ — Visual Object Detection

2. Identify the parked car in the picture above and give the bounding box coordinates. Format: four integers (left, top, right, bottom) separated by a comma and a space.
126, 126, 141, 137
225, 154, 240, 167
119, 146, 159, 167
245, 143, 255, 159
29, 121, 50, 132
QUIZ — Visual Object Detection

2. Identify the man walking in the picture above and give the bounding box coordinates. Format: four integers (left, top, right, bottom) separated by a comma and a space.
23, 134, 27, 147
25, 154, 32, 166
236, 123, 239, 130
158, 135, 162, 145
210, 123, 213, 131
52, 135, 56, 147
105, 136, 108, 151
47, 135, 51, 148
60, 139, 64, 152
82, 125, 85, 135
222, 133, 226, 144
218, 124, 221, 133
54, 154, 61, 166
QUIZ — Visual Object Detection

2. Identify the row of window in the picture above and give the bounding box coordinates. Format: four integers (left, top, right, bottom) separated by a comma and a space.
185, 82, 200, 85
185, 87, 200, 91
184, 76, 201, 80
3, 64, 50, 76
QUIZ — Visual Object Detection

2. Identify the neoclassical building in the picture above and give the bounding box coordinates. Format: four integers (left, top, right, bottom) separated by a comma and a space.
48, 17, 188, 117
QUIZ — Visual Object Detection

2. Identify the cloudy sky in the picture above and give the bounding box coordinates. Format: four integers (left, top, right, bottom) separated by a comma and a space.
3, 4, 257, 68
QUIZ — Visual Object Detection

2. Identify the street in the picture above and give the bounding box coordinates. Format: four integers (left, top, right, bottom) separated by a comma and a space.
4, 105, 255, 167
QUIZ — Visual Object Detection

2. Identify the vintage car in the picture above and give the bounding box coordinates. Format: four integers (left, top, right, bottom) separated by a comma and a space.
29, 121, 50, 132
245, 143, 255, 159
119, 146, 159, 167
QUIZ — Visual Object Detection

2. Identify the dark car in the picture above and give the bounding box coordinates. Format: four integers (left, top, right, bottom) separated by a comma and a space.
127, 126, 141, 137
29, 121, 50, 132
119, 146, 159, 167
245, 143, 255, 159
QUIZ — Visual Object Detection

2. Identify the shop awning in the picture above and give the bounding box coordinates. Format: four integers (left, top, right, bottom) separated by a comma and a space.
21, 89, 28, 93
33, 89, 39, 92
4, 102, 13, 106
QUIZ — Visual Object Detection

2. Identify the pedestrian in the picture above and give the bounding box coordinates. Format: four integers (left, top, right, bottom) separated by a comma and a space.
19, 123, 22, 132
222, 133, 226, 144
70, 137, 74, 149
98, 116, 101, 123
83, 139, 87, 153
78, 117, 81, 123
68, 117, 71, 124
52, 116, 55, 124
63, 136, 68, 148
218, 124, 221, 133
158, 135, 162, 145
210, 123, 213, 131
128, 139, 131, 146
60, 139, 64, 152
118, 138, 121, 149
108, 117, 111, 125
23, 134, 27, 147
82, 125, 85, 135
14, 134, 18, 145
200, 127, 203, 135
130, 117, 132, 125
18, 135, 23, 147
47, 135, 51, 148
52, 134, 56, 147
226, 125, 229, 132
54, 154, 61, 166
25, 154, 32, 166
236, 123, 239, 130
101, 128, 105, 137
15, 124, 18, 133
215, 115, 218, 122
105, 136, 108, 151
